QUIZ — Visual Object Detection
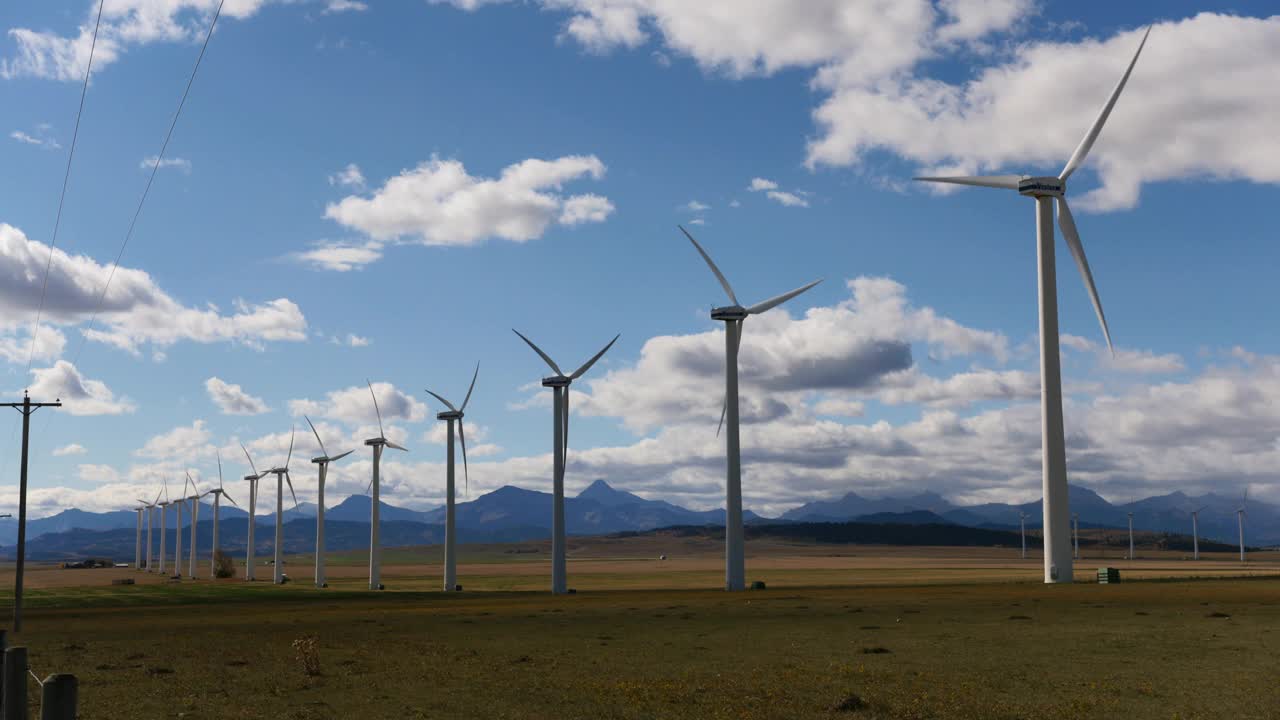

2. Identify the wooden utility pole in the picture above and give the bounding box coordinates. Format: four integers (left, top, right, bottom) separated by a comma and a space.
4, 392, 61, 633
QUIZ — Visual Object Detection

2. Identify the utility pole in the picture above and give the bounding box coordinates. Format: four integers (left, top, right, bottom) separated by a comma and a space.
4, 391, 61, 633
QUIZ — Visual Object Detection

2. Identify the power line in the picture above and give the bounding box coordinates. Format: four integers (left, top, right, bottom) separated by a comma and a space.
24, 0, 105, 374
70, 0, 228, 369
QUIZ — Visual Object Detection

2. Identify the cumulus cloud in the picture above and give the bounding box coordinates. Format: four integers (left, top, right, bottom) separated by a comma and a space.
290, 240, 383, 272
0, 223, 307, 356
134, 419, 215, 462
27, 360, 135, 415
289, 381, 427, 427
328, 163, 366, 189
323, 0, 368, 13
205, 377, 270, 415
53, 443, 87, 457
140, 156, 191, 173
10, 128, 60, 149
748, 177, 809, 207
323, 155, 612, 247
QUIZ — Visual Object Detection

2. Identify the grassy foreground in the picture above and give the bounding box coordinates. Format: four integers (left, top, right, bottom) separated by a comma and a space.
2, 572, 1278, 719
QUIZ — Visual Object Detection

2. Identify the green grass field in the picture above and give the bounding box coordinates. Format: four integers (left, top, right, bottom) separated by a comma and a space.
1, 543, 1277, 719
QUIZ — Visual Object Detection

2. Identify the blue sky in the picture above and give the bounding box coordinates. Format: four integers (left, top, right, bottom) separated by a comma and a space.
1, 0, 1278, 517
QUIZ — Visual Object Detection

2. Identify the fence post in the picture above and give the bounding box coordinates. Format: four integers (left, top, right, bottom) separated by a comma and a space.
39, 675, 75, 720
2, 646, 27, 720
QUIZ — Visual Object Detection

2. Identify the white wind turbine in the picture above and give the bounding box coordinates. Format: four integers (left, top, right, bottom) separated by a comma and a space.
1237, 488, 1248, 563
133, 502, 146, 570
513, 330, 619, 595
679, 226, 822, 591
157, 479, 171, 576
262, 428, 301, 585
174, 476, 188, 578
425, 363, 480, 593
185, 472, 204, 579
1127, 510, 1135, 561
306, 416, 353, 589
241, 445, 265, 581
1072, 512, 1080, 560
1190, 505, 1205, 561
203, 451, 239, 579
135, 489, 161, 573
365, 381, 408, 591
914, 27, 1151, 584
1019, 511, 1028, 560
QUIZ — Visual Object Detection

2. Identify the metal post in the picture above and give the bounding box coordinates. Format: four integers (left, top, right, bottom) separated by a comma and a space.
5, 393, 62, 633
3, 646, 28, 720
39, 674, 75, 720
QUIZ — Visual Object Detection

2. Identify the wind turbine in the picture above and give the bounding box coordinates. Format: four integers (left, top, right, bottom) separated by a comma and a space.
513, 330, 619, 595
1237, 488, 1248, 563
133, 503, 145, 570
913, 27, 1151, 584
173, 476, 188, 578
1019, 511, 1028, 560
204, 451, 239, 579
241, 444, 265, 581
425, 363, 480, 593
135, 489, 161, 572
365, 381, 407, 591
263, 428, 300, 585
1072, 512, 1080, 560
1127, 510, 1135, 561
157, 479, 170, 576
679, 226, 821, 591
306, 416, 352, 589
1190, 505, 1205, 560
186, 472, 201, 579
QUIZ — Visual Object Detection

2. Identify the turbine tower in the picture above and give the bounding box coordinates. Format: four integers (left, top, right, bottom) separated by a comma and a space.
1019, 512, 1028, 560
263, 428, 300, 585
513, 331, 619, 595
1190, 506, 1205, 561
365, 381, 407, 590
306, 416, 352, 589
136, 489, 161, 573
1237, 488, 1248, 563
186, 472, 201, 579
157, 479, 170, 576
425, 363, 480, 593
1127, 511, 1135, 561
1072, 512, 1080, 560
241, 445, 265, 581
204, 451, 239, 579
679, 226, 821, 591
173, 477, 186, 578
913, 27, 1151, 584
134, 504, 144, 570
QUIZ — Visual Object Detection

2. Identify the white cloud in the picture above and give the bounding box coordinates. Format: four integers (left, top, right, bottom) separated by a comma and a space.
205, 377, 270, 415
1, 0, 272, 81
27, 360, 135, 416
328, 163, 366, 189
9, 129, 60, 149
289, 381, 427, 427
346, 334, 370, 347
0, 325, 66, 365
682, 200, 710, 212
291, 240, 383, 272
140, 156, 191, 173
748, 177, 778, 191
323, 0, 368, 13
935, 0, 1033, 43
324, 155, 612, 247
0, 223, 308, 355
135, 419, 215, 462
53, 443, 87, 457
748, 177, 809, 207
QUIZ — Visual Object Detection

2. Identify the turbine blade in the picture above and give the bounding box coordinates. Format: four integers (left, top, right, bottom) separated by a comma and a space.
305, 415, 328, 460
1056, 198, 1112, 354
368, 380, 386, 440
746, 279, 823, 315
716, 395, 727, 438
240, 443, 260, 479
458, 421, 470, 498
285, 471, 298, 509
217, 449, 223, 490
285, 427, 295, 470
562, 389, 570, 475
331, 449, 354, 462
153, 489, 162, 505
224, 490, 239, 508
913, 175, 1022, 190
1060, 25, 1151, 181
424, 389, 457, 413
386, 440, 408, 452
512, 329, 564, 376
570, 334, 620, 379
680, 225, 738, 305
461, 362, 479, 412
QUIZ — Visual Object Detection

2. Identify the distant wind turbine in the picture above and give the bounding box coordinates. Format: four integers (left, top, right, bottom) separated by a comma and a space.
513, 330, 619, 595
1190, 506, 1205, 561
241, 444, 265, 581
1072, 512, 1080, 560
679, 225, 821, 591
135, 489, 161, 573
365, 381, 407, 590
913, 27, 1151, 583
263, 428, 301, 585
185, 472, 201, 579
157, 479, 171, 576
1237, 488, 1248, 563
204, 451, 239, 579
1127, 510, 1135, 561
174, 476, 188, 579
425, 363, 480, 593
306, 416, 352, 589
1019, 512, 1028, 560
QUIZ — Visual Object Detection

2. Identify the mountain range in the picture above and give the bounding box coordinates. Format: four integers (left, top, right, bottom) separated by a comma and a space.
1, 479, 1273, 561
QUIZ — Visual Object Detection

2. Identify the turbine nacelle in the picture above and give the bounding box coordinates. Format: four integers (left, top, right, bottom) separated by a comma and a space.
1017, 176, 1064, 197
436, 409, 464, 421
710, 306, 749, 322
540, 376, 571, 388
